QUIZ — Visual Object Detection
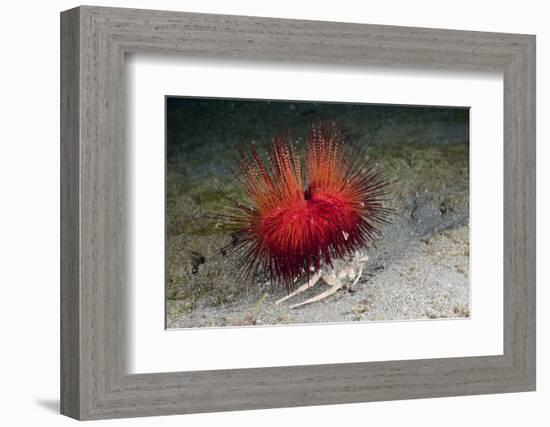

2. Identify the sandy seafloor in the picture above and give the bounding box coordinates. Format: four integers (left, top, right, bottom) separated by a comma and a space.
165, 99, 470, 328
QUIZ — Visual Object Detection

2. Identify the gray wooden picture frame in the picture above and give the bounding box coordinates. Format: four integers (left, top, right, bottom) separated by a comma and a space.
60, 5, 536, 420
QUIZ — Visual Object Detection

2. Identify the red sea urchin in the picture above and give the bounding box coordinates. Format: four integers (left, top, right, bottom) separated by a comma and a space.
221, 121, 391, 292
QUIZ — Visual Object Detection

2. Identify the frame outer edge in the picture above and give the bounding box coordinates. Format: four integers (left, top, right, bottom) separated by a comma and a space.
60, 5, 537, 420
527, 35, 536, 390
519, 34, 536, 389
60, 6, 82, 420
502, 34, 536, 390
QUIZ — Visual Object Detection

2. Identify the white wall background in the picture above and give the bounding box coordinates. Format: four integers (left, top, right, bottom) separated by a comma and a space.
0, 0, 546, 425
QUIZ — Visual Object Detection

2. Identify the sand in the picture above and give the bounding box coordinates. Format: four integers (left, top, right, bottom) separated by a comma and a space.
166, 187, 470, 328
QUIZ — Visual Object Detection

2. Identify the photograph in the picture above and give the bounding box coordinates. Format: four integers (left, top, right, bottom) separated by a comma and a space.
165, 97, 471, 328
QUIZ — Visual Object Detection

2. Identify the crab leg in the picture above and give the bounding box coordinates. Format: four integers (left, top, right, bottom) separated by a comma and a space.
350, 264, 364, 288
289, 276, 343, 309
274, 271, 321, 306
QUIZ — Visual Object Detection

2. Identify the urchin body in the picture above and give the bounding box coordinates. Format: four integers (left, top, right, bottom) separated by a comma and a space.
221, 121, 390, 307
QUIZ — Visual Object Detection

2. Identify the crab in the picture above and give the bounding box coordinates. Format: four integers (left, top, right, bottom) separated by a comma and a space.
274, 251, 369, 309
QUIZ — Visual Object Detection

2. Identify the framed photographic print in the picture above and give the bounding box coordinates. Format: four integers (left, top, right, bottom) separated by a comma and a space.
60, 5, 536, 420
